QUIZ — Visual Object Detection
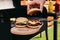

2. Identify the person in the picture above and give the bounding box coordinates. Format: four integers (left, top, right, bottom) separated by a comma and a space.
0, 0, 17, 40
12, 7, 48, 40
12, 0, 20, 8
11, 0, 48, 40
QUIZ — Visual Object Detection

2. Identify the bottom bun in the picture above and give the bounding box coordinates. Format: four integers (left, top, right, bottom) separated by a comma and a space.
27, 24, 43, 29
16, 25, 26, 28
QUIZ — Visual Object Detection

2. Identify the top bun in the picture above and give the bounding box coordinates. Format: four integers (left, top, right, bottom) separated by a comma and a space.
28, 8, 41, 15
16, 17, 28, 23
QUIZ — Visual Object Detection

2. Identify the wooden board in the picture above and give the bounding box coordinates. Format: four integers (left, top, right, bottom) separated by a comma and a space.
10, 24, 43, 35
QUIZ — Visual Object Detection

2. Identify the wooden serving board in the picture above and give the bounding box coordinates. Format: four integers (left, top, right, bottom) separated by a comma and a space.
10, 24, 43, 35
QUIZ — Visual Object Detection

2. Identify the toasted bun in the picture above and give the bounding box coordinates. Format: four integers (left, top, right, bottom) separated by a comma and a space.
27, 25, 41, 29
28, 9, 41, 15
16, 17, 28, 23
16, 25, 26, 28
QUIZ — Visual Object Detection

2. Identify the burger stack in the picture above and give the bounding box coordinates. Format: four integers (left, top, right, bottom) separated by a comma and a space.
15, 17, 43, 29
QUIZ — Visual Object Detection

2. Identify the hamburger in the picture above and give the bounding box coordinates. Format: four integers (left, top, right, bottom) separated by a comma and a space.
16, 17, 28, 28
27, 20, 42, 29
47, 16, 54, 21
48, 21, 54, 27
47, 16, 54, 27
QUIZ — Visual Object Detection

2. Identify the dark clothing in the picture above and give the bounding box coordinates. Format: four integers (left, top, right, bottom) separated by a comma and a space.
0, 11, 12, 40
11, 6, 48, 40
0, 6, 47, 40
0, 0, 48, 40
12, 0, 20, 8
0, 0, 55, 40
